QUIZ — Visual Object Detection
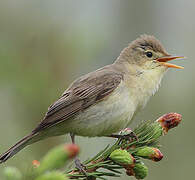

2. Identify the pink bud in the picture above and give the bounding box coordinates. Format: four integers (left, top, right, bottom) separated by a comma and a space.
157, 113, 182, 134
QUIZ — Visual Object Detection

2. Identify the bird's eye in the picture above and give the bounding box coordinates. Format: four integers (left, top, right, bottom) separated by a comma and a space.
146, 51, 153, 58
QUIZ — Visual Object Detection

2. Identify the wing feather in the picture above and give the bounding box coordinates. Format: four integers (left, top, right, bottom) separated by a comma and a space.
33, 66, 123, 132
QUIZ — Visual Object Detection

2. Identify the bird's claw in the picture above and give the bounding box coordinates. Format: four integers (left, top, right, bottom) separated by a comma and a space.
74, 158, 88, 177
120, 131, 139, 142
109, 128, 139, 143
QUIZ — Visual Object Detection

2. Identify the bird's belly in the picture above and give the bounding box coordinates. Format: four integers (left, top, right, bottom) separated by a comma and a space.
69, 85, 135, 137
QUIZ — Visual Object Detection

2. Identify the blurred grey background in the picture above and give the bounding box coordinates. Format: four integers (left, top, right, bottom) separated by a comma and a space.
0, 0, 193, 179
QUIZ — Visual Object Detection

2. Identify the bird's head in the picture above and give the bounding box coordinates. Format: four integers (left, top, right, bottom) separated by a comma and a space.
117, 35, 184, 71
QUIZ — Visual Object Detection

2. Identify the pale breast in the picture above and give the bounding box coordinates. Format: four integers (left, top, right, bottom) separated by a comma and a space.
54, 68, 166, 137
129, 67, 167, 112
68, 81, 135, 137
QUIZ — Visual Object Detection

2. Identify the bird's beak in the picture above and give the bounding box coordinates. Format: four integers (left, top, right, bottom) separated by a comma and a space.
157, 56, 184, 69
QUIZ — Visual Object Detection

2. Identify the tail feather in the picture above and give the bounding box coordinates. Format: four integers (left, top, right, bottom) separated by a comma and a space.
0, 132, 37, 163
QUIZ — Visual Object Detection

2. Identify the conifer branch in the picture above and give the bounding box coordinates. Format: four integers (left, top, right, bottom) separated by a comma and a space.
3, 113, 182, 180
67, 112, 182, 180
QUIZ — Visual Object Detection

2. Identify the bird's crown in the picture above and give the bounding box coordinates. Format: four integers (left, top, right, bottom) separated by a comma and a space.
129, 34, 168, 55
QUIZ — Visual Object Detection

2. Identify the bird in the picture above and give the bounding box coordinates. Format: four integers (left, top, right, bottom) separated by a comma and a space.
0, 34, 184, 165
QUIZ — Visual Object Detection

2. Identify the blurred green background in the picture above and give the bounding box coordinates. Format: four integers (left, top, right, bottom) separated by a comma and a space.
0, 0, 193, 179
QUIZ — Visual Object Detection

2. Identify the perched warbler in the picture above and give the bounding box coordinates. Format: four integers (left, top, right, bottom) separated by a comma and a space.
0, 35, 184, 164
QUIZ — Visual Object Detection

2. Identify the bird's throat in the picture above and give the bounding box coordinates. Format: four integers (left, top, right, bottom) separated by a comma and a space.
125, 66, 167, 111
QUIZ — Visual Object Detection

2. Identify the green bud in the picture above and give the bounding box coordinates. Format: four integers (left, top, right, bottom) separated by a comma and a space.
134, 147, 163, 162
35, 171, 68, 180
4, 167, 22, 180
36, 144, 79, 174
135, 147, 155, 157
109, 149, 135, 166
133, 162, 148, 179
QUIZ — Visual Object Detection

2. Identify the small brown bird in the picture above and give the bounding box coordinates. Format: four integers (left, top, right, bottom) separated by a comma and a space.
0, 35, 184, 164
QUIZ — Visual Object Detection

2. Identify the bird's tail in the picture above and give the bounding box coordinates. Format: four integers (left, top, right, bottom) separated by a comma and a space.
0, 132, 38, 163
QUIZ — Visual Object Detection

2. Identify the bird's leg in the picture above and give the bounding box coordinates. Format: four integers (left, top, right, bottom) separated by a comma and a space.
108, 128, 139, 142
70, 132, 75, 144
70, 133, 87, 176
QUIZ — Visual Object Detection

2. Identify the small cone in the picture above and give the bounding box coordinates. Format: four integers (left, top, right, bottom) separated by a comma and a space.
109, 149, 135, 167
135, 147, 163, 162
36, 144, 79, 174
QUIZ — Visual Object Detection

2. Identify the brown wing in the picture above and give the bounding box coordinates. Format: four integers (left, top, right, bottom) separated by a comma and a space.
33, 66, 124, 132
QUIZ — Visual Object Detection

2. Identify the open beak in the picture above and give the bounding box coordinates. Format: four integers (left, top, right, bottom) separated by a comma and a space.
157, 56, 185, 69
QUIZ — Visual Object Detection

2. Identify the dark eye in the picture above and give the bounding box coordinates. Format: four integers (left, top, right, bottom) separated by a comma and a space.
146, 51, 153, 58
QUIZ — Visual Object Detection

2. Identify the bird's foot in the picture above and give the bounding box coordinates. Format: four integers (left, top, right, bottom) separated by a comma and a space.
109, 128, 139, 142
74, 158, 88, 177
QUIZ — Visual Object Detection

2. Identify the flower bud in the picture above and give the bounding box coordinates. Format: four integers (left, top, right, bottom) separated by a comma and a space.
133, 162, 148, 179
36, 144, 79, 174
35, 171, 68, 180
32, 160, 40, 168
157, 113, 182, 134
4, 167, 22, 180
109, 149, 135, 167
134, 147, 163, 162
126, 162, 148, 179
